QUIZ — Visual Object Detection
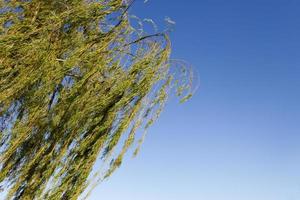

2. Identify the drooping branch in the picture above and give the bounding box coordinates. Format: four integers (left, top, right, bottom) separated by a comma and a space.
0, 1, 194, 199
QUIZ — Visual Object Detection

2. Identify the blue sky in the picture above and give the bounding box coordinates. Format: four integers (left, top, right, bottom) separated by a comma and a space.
92, 0, 300, 199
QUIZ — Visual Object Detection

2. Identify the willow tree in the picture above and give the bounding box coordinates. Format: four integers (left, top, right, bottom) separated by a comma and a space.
0, 0, 193, 199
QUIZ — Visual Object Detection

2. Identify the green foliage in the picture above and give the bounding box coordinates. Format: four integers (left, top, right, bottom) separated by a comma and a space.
0, 0, 193, 199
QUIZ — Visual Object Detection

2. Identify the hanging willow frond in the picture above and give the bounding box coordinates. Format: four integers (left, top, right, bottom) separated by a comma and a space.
0, 1, 194, 199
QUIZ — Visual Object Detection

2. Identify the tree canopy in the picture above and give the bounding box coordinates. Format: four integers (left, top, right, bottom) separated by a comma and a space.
0, 0, 193, 199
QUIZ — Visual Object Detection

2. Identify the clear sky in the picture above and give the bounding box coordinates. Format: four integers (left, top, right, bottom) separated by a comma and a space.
89, 0, 300, 199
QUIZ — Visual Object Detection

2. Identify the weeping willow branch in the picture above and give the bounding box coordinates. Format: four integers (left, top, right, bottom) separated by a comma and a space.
0, 1, 194, 199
